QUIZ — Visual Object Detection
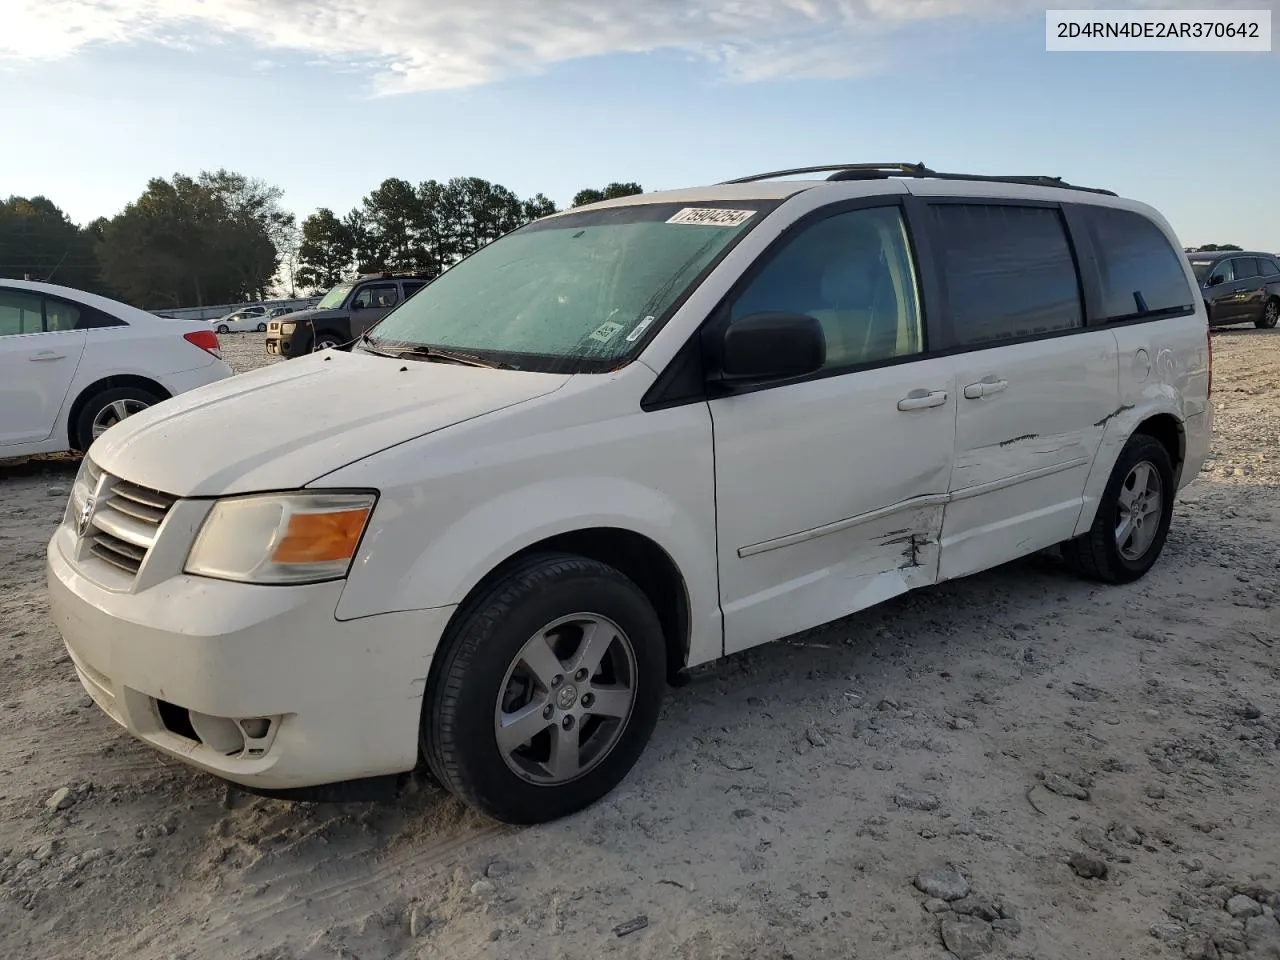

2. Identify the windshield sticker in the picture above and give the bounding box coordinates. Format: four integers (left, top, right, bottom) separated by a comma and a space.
626, 316, 656, 342
589, 321, 625, 343
666, 207, 756, 227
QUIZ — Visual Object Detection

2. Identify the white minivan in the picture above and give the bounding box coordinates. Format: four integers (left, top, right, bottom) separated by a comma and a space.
46, 164, 1212, 824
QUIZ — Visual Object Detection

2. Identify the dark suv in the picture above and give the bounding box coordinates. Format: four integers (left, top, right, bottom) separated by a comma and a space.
1187, 251, 1280, 329
265, 273, 429, 358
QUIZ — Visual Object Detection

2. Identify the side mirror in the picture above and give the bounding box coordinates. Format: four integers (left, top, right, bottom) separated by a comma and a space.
712, 312, 826, 383
350, 300, 365, 311
1207, 275, 1224, 287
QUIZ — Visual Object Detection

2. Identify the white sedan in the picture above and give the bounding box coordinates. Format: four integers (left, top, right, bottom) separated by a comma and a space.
0, 279, 233, 456
211, 308, 269, 334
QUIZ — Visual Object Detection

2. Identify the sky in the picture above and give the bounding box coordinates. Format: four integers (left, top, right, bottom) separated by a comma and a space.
1, 0, 1277, 251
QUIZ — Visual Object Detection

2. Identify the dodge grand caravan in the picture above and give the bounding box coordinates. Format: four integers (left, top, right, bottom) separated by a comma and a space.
47, 163, 1212, 825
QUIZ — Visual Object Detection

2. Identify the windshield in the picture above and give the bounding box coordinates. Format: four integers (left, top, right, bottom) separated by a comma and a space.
316, 283, 353, 310
365, 201, 776, 373
1188, 260, 1215, 282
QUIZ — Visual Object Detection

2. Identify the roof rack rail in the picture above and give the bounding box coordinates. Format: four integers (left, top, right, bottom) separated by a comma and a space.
720, 162, 1117, 196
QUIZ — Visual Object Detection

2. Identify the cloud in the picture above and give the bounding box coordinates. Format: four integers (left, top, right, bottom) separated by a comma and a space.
0, 0, 1269, 93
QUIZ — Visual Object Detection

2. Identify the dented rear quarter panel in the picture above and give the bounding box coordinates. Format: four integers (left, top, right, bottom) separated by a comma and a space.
1071, 308, 1212, 537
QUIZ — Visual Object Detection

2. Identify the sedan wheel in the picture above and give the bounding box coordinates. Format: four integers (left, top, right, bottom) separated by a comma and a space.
92, 398, 150, 440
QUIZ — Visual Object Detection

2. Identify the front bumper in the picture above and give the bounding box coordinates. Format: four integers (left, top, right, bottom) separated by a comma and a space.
265, 325, 306, 358
46, 523, 455, 790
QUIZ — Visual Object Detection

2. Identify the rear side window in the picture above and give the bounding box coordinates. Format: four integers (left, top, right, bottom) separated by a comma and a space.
1261, 258, 1280, 278
931, 204, 1082, 346
1231, 257, 1259, 280
1078, 207, 1194, 320
0, 289, 44, 336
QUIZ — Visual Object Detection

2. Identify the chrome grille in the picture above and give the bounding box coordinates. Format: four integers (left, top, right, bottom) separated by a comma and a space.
86, 476, 178, 577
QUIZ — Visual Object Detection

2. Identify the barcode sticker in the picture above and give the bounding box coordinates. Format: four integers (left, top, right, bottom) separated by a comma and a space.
666, 208, 756, 227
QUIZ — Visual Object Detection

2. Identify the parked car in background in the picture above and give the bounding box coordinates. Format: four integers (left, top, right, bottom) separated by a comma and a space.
46, 164, 1211, 825
1187, 251, 1280, 329
212, 309, 270, 334
0, 279, 230, 456
265, 273, 430, 357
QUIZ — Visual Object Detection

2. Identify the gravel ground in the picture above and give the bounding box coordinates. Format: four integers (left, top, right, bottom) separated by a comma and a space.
1, 328, 1277, 960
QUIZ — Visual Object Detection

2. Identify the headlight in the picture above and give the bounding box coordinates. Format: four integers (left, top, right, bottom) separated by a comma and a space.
281, 321, 296, 332
185, 492, 376, 585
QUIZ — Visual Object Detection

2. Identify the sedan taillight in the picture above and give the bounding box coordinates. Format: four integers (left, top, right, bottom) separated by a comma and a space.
184, 330, 222, 359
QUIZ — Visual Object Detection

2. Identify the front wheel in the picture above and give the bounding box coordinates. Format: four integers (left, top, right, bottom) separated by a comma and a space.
1061, 433, 1175, 584
1258, 298, 1279, 330
421, 553, 666, 824
313, 331, 344, 350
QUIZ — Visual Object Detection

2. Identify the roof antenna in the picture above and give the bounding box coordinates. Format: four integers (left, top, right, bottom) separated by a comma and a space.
45, 250, 69, 282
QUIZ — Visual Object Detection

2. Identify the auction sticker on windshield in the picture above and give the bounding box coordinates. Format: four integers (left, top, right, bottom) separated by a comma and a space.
666, 208, 757, 226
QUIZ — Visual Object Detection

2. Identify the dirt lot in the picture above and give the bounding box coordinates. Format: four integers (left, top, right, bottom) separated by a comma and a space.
2, 330, 1277, 960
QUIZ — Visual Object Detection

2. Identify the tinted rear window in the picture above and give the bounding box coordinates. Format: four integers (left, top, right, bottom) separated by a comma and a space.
1079, 207, 1194, 320
931, 203, 1082, 346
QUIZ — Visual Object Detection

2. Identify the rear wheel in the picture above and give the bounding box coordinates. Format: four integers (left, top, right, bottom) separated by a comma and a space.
256, 322, 267, 332
422, 553, 666, 824
73, 386, 161, 451
1258, 298, 1279, 329
1062, 433, 1174, 584
217, 324, 230, 334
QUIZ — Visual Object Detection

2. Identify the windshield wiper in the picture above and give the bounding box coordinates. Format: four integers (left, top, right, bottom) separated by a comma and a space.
361, 334, 515, 369
392, 343, 514, 370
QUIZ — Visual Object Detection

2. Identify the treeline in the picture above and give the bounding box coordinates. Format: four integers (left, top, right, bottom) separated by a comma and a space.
295, 179, 643, 288
0, 175, 643, 310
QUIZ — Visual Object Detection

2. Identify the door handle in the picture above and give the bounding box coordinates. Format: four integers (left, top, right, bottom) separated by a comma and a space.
29, 351, 66, 361
962, 378, 1009, 400
897, 389, 948, 411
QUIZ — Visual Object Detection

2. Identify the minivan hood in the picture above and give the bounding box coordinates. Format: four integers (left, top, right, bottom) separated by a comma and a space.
89, 351, 569, 497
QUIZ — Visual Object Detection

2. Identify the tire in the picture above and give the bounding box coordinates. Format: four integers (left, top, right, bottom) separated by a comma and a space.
74, 385, 162, 451
217, 324, 230, 334
1062, 433, 1175, 584
422, 553, 666, 825
256, 322, 267, 333
313, 331, 344, 350
1258, 298, 1279, 330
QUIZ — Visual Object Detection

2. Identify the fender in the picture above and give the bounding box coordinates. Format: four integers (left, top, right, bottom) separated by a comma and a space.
325, 389, 722, 669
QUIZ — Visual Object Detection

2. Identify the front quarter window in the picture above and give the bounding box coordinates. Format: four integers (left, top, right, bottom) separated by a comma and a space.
366, 201, 776, 373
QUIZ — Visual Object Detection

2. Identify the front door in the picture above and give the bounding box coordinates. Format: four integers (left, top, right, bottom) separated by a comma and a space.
1204, 259, 1241, 325
922, 201, 1119, 581
709, 202, 957, 654
0, 288, 87, 447
349, 282, 400, 338
1227, 257, 1266, 323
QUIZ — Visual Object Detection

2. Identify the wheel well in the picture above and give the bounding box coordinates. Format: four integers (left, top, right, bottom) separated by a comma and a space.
469, 528, 692, 684
67, 375, 172, 451
1134, 413, 1185, 483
